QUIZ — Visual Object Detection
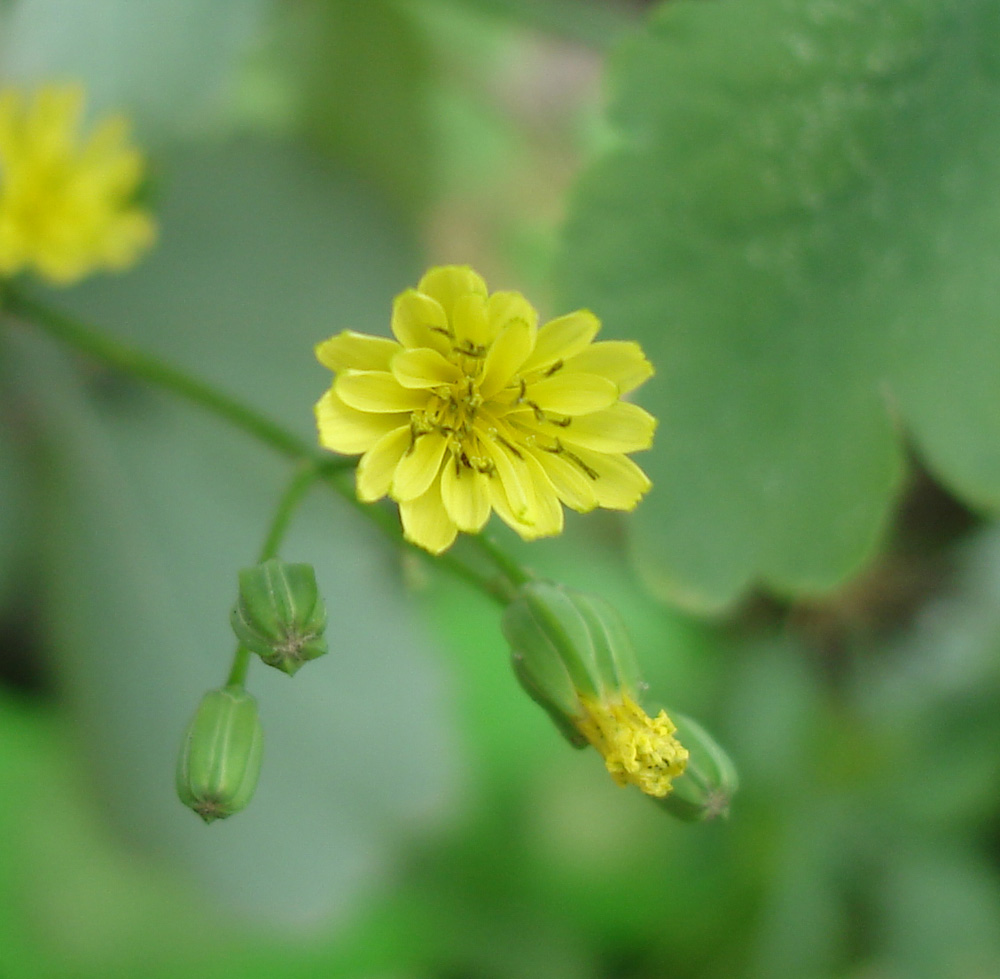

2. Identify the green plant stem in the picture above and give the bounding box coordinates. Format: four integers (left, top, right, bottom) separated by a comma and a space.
472, 534, 533, 594
227, 654, 254, 693
3, 285, 326, 464
256, 461, 323, 565
4, 287, 515, 606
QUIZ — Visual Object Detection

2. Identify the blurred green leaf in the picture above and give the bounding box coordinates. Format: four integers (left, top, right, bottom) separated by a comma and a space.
6, 140, 459, 928
556, 0, 1000, 611
280, 0, 435, 214
879, 843, 1000, 979
0, 0, 268, 137
442, 0, 636, 49
0, 406, 29, 606
0, 693, 237, 979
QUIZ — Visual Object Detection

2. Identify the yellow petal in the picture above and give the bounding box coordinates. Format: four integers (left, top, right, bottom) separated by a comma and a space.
520, 310, 600, 373
560, 402, 657, 453
529, 447, 598, 513
488, 475, 533, 537
100, 210, 156, 268
399, 476, 459, 554
391, 431, 449, 502
391, 289, 451, 354
315, 389, 408, 455
482, 434, 534, 523
564, 341, 653, 394
440, 461, 492, 532
417, 265, 488, 323
526, 373, 618, 415
335, 370, 430, 413
487, 290, 538, 335
570, 448, 652, 510
30, 84, 84, 153
518, 454, 564, 539
452, 292, 491, 349
478, 318, 535, 400
391, 347, 462, 388
316, 331, 399, 373
356, 426, 411, 501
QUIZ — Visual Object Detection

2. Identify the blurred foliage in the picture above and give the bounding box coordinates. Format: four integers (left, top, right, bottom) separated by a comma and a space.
2, 1, 1000, 978
559, 0, 1000, 611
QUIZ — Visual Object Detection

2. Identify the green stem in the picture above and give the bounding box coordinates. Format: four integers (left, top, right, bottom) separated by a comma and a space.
321, 464, 507, 603
256, 461, 323, 564
4, 288, 527, 608
472, 534, 533, 593
3, 285, 330, 465
226, 649, 253, 690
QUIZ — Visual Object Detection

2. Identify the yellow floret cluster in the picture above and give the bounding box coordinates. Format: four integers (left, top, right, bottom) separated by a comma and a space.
575, 694, 689, 798
314, 265, 656, 554
0, 83, 154, 285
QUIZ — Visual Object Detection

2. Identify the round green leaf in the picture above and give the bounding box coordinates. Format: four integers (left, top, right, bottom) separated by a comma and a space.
556, 0, 1000, 610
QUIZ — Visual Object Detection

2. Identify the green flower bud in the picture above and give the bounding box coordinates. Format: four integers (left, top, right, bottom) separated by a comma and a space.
656, 713, 738, 821
176, 687, 263, 823
230, 558, 327, 675
502, 581, 641, 743
502, 581, 687, 798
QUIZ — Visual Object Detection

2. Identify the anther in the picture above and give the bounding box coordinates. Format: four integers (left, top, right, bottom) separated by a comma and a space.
495, 434, 524, 460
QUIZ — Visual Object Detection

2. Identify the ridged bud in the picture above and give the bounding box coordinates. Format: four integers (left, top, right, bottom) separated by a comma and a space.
502, 581, 687, 799
230, 558, 327, 675
176, 687, 263, 823
656, 713, 739, 821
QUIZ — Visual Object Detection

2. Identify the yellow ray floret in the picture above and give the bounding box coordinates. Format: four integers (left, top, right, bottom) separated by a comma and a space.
314, 265, 656, 553
574, 694, 688, 798
0, 83, 155, 285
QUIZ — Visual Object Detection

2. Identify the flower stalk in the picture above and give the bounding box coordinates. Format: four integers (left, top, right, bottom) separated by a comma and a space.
1, 286, 522, 607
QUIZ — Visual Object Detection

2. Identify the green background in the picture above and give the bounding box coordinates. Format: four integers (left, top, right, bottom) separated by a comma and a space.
2, 2, 999, 977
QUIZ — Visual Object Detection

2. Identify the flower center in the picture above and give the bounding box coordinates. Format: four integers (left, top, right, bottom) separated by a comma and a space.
575, 694, 689, 798
410, 343, 510, 476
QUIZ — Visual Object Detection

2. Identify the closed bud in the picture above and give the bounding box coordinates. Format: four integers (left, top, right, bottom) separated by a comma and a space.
230, 558, 327, 675
656, 713, 738, 821
502, 581, 687, 799
176, 687, 263, 823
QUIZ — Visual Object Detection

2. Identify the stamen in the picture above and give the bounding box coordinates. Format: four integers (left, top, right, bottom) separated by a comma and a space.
563, 449, 600, 480
575, 695, 687, 798
544, 359, 564, 377
494, 434, 523, 460
453, 340, 487, 358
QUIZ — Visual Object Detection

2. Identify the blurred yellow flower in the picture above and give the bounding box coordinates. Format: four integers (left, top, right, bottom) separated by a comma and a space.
575, 694, 688, 798
315, 265, 655, 554
0, 83, 155, 285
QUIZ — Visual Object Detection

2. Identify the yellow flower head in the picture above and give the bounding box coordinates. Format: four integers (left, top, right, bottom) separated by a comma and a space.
0, 83, 155, 285
314, 266, 656, 553
574, 693, 688, 798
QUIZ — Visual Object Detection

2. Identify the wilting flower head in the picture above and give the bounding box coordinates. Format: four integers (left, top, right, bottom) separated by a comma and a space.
502, 580, 688, 798
314, 266, 656, 553
0, 83, 155, 285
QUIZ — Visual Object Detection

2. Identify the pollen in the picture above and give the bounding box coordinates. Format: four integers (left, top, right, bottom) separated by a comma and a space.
575, 694, 688, 798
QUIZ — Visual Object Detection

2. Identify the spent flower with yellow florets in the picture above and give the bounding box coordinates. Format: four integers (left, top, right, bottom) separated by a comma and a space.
0, 83, 155, 285
502, 581, 688, 799
314, 266, 655, 553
